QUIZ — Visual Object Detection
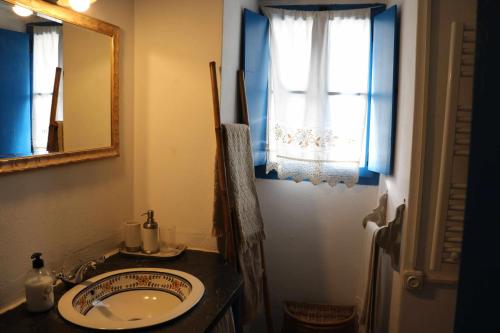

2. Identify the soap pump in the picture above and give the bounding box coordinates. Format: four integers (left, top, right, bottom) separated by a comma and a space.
25, 252, 54, 312
141, 210, 160, 254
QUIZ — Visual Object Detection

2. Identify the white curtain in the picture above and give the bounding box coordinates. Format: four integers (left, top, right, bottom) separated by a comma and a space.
32, 26, 62, 154
263, 8, 371, 187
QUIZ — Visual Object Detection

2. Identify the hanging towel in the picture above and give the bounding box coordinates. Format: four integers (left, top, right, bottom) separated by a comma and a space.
356, 221, 383, 333
221, 123, 266, 250
212, 123, 266, 324
238, 242, 264, 323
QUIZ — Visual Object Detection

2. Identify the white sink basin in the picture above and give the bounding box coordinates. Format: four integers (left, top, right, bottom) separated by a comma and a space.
58, 268, 204, 330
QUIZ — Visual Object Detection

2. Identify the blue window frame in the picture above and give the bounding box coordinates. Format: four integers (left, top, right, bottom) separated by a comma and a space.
243, 4, 398, 186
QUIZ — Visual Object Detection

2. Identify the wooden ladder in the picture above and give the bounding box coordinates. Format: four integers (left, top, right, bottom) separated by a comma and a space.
209, 61, 274, 333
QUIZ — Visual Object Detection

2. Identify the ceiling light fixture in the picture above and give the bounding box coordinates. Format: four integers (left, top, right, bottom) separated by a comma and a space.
12, 5, 33, 17
69, 0, 90, 12
57, 0, 97, 13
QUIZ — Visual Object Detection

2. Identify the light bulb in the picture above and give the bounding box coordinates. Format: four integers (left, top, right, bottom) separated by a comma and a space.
12, 5, 33, 17
69, 0, 91, 12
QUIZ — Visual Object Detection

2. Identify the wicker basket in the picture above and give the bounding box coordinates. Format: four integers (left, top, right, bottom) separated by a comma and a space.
282, 301, 358, 333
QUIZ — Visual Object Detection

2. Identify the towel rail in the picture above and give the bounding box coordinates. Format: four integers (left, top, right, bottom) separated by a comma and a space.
362, 193, 406, 272
362, 193, 387, 228
375, 203, 405, 272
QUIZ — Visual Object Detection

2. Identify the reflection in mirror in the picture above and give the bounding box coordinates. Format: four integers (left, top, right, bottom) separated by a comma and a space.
0, 0, 111, 159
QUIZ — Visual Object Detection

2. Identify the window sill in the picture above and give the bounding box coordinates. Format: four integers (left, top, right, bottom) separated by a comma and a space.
254, 165, 379, 186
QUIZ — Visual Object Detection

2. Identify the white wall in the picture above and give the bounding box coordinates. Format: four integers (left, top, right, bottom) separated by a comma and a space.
133, 0, 223, 251
257, 181, 378, 330
0, 0, 135, 310
220, 0, 259, 124
376, 0, 419, 331
63, 23, 111, 151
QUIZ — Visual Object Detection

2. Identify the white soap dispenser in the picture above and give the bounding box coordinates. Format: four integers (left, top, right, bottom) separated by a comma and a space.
142, 210, 160, 254
25, 252, 54, 312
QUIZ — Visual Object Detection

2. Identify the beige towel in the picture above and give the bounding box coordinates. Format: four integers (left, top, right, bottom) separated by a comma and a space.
212, 123, 266, 324
238, 242, 264, 324
221, 124, 266, 250
356, 221, 383, 333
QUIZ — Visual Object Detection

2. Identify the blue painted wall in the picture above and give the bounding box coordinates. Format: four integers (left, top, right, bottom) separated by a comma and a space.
0, 28, 32, 157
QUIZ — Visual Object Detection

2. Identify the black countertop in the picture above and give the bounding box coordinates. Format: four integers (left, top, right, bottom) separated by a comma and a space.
0, 250, 242, 333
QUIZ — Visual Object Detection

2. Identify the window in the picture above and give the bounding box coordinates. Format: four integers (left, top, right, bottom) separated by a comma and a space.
264, 7, 371, 187
31, 25, 63, 155
243, 6, 398, 187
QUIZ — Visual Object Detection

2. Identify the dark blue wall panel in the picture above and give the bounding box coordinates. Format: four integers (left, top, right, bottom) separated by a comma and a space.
0, 28, 32, 157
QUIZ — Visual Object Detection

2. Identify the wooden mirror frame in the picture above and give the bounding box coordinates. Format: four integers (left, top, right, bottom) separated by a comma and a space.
0, 0, 119, 173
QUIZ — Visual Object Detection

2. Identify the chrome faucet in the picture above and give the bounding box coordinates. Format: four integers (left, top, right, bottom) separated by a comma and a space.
56, 256, 105, 285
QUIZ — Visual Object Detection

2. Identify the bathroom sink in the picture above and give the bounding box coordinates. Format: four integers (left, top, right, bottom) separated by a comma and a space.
58, 268, 204, 330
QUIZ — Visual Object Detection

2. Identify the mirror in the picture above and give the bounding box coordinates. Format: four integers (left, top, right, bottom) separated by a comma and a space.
0, 0, 118, 173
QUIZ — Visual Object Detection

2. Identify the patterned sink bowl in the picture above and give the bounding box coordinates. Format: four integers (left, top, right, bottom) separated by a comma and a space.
58, 268, 204, 330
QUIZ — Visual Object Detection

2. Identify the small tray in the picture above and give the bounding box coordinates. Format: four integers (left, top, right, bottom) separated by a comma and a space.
119, 244, 187, 259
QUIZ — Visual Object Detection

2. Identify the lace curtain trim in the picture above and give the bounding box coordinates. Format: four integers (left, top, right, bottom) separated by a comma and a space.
273, 124, 357, 150
266, 158, 359, 188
